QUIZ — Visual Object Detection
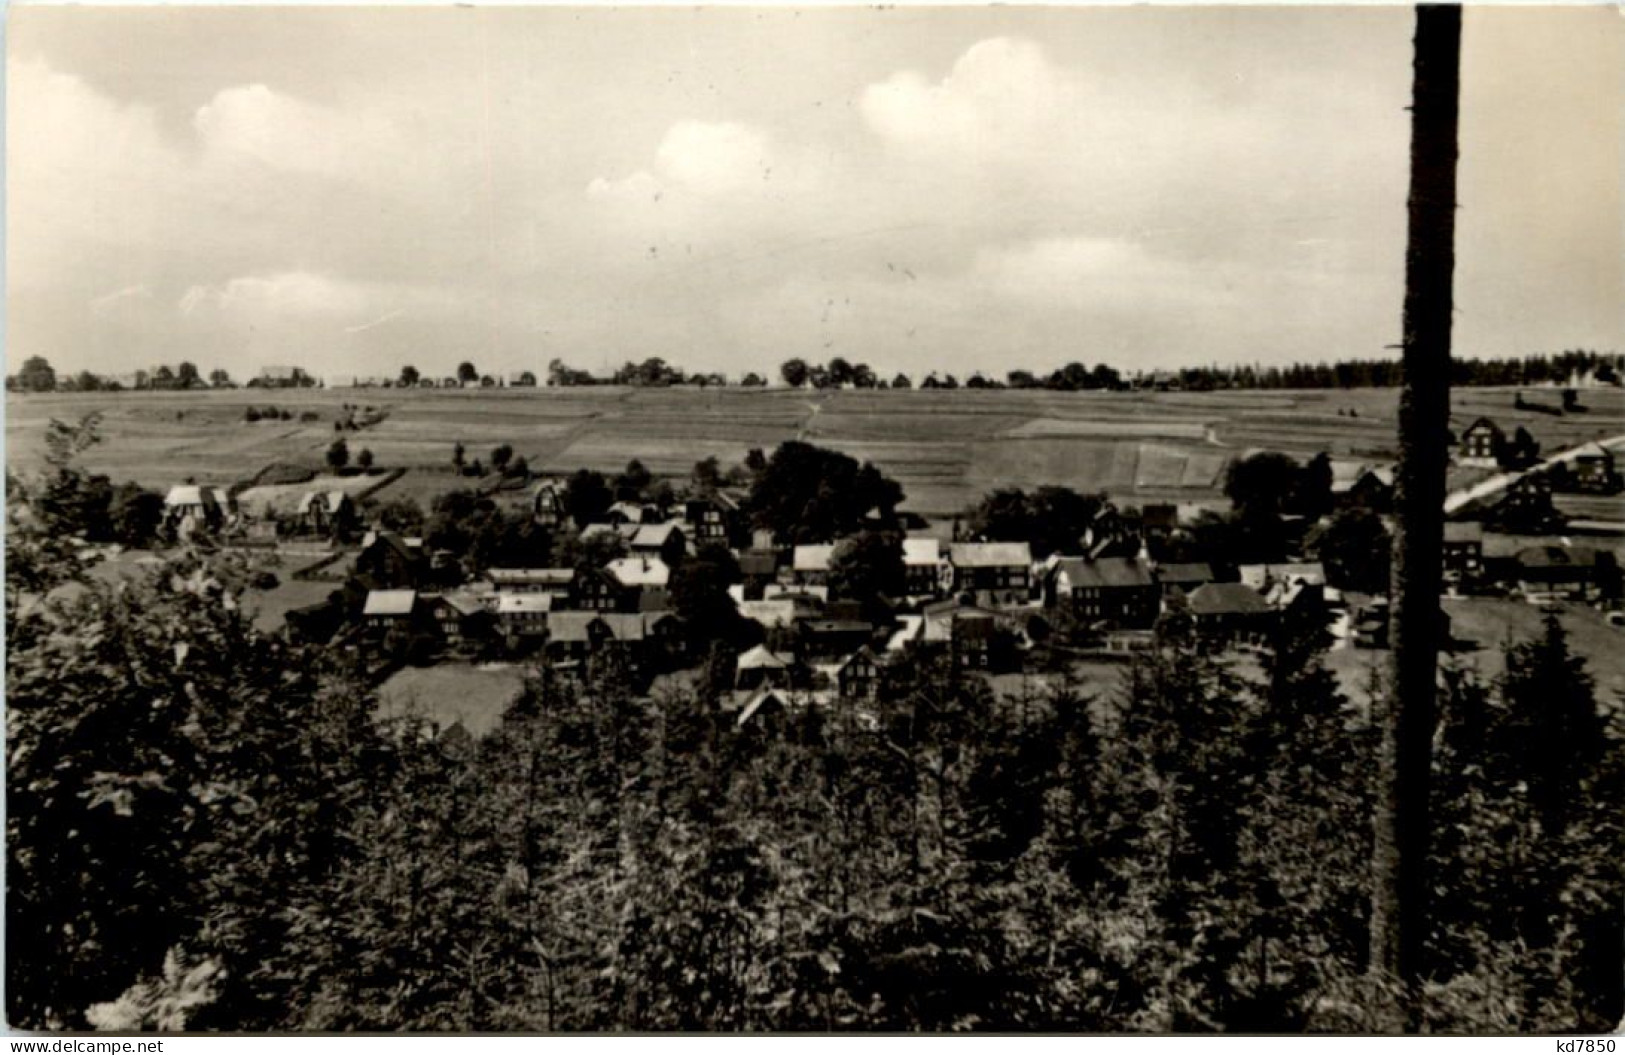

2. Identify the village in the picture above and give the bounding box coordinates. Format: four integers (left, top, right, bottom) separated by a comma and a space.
139, 403, 1625, 734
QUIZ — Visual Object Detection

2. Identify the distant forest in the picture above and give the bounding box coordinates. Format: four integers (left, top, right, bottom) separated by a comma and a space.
8, 348, 1620, 395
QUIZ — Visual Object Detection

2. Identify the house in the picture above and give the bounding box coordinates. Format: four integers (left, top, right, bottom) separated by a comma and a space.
735, 644, 797, 692
733, 688, 794, 729
792, 544, 837, 587
1569, 442, 1620, 493
1046, 557, 1160, 629
684, 493, 741, 545
1082, 503, 1141, 559
902, 538, 951, 598
496, 593, 553, 642
1441, 522, 1485, 582
629, 522, 686, 566
544, 611, 677, 670
1154, 562, 1215, 599
799, 614, 875, 659
1488, 474, 1562, 533
818, 646, 881, 699
297, 490, 356, 537
1459, 417, 1506, 467
1514, 545, 1613, 602
1184, 583, 1275, 647
1331, 463, 1395, 513
356, 531, 426, 589
737, 550, 780, 599
425, 591, 491, 649
362, 589, 421, 634
163, 485, 225, 535
605, 556, 672, 611
918, 599, 1025, 672
531, 481, 567, 528
486, 568, 576, 597
569, 567, 626, 611
948, 542, 1033, 607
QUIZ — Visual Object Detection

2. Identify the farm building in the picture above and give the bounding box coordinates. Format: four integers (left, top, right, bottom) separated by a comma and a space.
1331, 463, 1395, 513
1153, 562, 1215, 598
815, 646, 881, 699
903, 538, 951, 597
425, 591, 491, 648
948, 542, 1033, 607
1514, 545, 1616, 603
1184, 583, 1274, 647
496, 593, 553, 640
356, 531, 426, 590
1046, 557, 1159, 629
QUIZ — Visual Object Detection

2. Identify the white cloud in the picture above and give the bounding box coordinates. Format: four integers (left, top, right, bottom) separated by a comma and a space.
91, 284, 155, 315
179, 271, 376, 319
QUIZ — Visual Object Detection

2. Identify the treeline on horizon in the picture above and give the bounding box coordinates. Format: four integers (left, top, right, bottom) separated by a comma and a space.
8, 349, 1621, 396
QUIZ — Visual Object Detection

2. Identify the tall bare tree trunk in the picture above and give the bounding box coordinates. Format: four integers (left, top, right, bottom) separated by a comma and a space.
1370, 3, 1461, 1033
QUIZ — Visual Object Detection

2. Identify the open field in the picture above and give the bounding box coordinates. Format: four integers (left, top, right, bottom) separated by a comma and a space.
10, 385, 1625, 518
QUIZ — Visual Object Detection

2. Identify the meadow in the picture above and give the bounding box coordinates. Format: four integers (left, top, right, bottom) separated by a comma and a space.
8, 383, 1625, 519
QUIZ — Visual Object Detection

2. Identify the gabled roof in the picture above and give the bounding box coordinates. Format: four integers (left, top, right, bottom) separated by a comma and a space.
1462, 416, 1505, 437
1238, 562, 1326, 590
607, 556, 670, 587
949, 541, 1032, 568
609, 501, 653, 522
547, 611, 663, 643
164, 485, 218, 508
488, 567, 575, 586
297, 489, 349, 514
793, 544, 837, 572
736, 689, 791, 727
1186, 582, 1272, 616
497, 593, 555, 614
1516, 545, 1600, 570
362, 530, 422, 563
1331, 461, 1395, 493
1055, 556, 1154, 589
737, 644, 794, 670
363, 589, 418, 616
1154, 562, 1215, 585
580, 522, 640, 544
1574, 441, 1614, 461
903, 538, 943, 566
631, 522, 683, 549
431, 591, 487, 618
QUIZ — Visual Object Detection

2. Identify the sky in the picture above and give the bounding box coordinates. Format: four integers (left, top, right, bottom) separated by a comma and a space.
7, 5, 1621, 382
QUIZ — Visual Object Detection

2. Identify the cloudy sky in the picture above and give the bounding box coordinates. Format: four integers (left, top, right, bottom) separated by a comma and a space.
8, 5, 1620, 381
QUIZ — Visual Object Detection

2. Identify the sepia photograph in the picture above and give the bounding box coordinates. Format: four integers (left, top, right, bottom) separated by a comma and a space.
5, 1, 1622, 1036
